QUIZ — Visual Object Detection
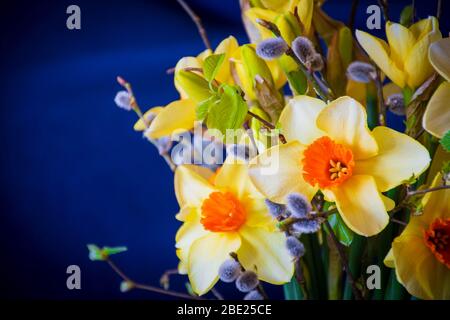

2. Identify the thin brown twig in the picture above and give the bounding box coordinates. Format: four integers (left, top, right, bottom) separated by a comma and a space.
375, 68, 386, 126
390, 217, 407, 226
347, 0, 360, 29
106, 258, 202, 300
377, 0, 390, 22
324, 220, 363, 300
247, 110, 287, 144
177, 0, 212, 51
437, 0, 442, 21
407, 184, 450, 197
277, 208, 337, 230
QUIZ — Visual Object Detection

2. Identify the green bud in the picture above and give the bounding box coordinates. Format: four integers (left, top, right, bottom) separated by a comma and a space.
241, 45, 274, 89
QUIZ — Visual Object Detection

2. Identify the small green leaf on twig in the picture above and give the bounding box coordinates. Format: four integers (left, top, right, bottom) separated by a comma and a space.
440, 130, 450, 152
203, 53, 225, 84
87, 244, 127, 261
400, 5, 414, 27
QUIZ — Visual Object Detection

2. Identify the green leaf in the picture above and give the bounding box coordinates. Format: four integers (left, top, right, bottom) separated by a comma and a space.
283, 277, 303, 300
196, 95, 219, 121
87, 244, 127, 261
327, 214, 354, 246
87, 244, 104, 261
103, 246, 128, 256
206, 85, 248, 135
440, 130, 450, 152
203, 53, 225, 84
287, 70, 307, 95
400, 5, 414, 27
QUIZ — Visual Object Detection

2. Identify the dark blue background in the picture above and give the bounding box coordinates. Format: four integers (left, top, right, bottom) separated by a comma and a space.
0, 0, 447, 299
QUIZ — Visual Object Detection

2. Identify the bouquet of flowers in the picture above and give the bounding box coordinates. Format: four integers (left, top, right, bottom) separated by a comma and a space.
91, 0, 450, 300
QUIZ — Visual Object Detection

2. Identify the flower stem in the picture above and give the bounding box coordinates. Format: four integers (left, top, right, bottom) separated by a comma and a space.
324, 221, 363, 300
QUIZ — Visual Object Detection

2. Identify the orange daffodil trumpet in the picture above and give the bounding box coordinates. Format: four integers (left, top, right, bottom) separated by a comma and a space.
356, 17, 442, 90
174, 161, 294, 295
249, 96, 431, 236
385, 174, 450, 299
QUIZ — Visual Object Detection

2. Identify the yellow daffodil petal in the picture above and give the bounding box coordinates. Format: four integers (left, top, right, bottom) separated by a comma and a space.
175, 220, 208, 269
174, 165, 216, 208
429, 37, 450, 82
386, 22, 415, 68
422, 81, 450, 138
279, 95, 326, 145
316, 96, 378, 160
248, 141, 318, 203
297, 0, 313, 34
176, 206, 198, 222
242, 197, 277, 231
392, 233, 438, 300
214, 36, 239, 84
384, 248, 395, 268
356, 30, 405, 88
381, 194, 395, 211
421, 174, 450, 224
332, 175, 389, 236
244, 8, 279, 42
354, 126, 430, 192
238, 225, 294, 284
426, 146, 450, 186
405, 25, 441, 89
188, 232, 241, 295
145, 99, 196, 139
133, 106, 163, 131
177, 249, 188, 274
409, 17, 435, 40
174, 57, 203, 98
214, 161, 262, 199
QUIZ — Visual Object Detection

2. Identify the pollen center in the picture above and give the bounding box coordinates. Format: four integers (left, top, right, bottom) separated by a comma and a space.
302, 136, 355, 189
201, 191, 246, 232
424, 218, 450, 269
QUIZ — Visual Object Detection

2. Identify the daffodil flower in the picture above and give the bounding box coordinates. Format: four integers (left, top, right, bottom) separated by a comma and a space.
356, 17, 442, 90
384, 173, 450, 299
249, 96, 430, 236
174, 161, 294, 295
423, 37, 450, 138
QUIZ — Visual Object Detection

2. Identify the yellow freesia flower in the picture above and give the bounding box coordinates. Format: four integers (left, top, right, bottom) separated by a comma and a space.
384, 174, 450, 299
423, 37, 450, 138
356, 17, 442, 89
249, 96, 430, 236
175, 161, 294, 295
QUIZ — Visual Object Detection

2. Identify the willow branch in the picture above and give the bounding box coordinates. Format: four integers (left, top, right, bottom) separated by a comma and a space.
177, 0, 212, 50
106, 258, 202, 300
247, 110, 287, 144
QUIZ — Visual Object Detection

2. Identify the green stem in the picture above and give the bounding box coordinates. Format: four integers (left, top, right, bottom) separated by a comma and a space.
384, 269, 408, 300
366, 85, 379, 130
402, 86, 414, 106
343, 235, 366, 299
301, 234, 327, 299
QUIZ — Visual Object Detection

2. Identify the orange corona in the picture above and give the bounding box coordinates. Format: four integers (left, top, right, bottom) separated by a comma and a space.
201, 191, 246, 232
424, 218, 450, 269
302, 136, 355, 189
